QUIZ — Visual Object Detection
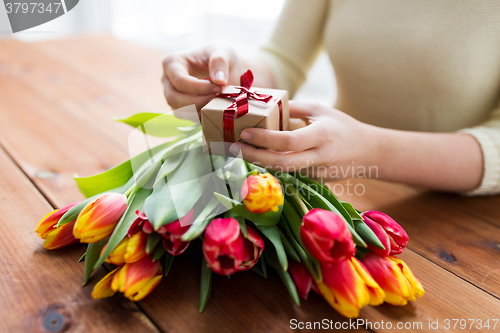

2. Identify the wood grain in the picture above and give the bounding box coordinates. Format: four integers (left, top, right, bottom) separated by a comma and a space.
0, 145, 158, 333
333, 179, 500, 300
1, 36, 500, 333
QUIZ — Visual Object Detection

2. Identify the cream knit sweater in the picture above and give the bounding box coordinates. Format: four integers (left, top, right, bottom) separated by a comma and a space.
258, 0, 500, 195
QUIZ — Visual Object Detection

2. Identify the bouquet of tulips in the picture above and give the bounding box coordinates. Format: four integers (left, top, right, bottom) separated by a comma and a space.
35, 112, 424, 318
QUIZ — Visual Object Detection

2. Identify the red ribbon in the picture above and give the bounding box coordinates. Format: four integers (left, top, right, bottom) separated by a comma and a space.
219, 70, 283, 142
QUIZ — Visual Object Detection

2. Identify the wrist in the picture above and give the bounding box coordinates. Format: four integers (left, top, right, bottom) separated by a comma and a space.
358, 123, 388, 179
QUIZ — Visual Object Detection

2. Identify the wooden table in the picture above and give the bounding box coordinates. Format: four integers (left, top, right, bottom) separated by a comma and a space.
1, 35, 499, 333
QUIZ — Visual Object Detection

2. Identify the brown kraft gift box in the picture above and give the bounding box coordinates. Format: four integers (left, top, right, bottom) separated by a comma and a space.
201, 86, 289, 144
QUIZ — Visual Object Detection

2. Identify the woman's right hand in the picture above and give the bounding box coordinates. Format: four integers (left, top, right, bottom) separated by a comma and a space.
162, 45, 238, 110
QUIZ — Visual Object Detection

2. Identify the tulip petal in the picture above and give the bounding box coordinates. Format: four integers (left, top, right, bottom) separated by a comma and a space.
91, 268, 119, 299
43, 221, 79, 250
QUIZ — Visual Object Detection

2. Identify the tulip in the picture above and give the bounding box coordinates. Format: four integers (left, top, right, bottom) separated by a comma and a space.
91, 256, 163, 301
203, 218, 245, 275
241, 173, 283, 214
361, 252, 424, 306
316, 258, 385, 318
101, 230, 150, 265
288, 260, 313, 299
127, 210, 154, 236
35, 203, 79, 250
362, 210, 408, 256
157, 210, 194, 256
301, 209, 355, 264
73, 193, 127, 243
239, 225, 265, 271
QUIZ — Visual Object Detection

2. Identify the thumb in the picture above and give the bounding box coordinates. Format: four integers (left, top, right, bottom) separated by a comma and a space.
208, 49, 231, 86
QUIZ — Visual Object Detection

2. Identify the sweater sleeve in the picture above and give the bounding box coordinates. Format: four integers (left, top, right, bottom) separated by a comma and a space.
256, 0, 329, 98
458, 104, 500, 195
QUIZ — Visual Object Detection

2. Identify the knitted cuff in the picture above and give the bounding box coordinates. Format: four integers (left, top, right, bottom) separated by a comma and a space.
458, 127, 500, 196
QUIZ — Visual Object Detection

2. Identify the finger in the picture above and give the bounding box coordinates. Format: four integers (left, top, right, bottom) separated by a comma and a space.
240, 122, 324, 151
288, 101, 328, 118
231, 142, 322, 171
163, 77, 216, 110
208, 49, 231, 85
164, 58, 221, 95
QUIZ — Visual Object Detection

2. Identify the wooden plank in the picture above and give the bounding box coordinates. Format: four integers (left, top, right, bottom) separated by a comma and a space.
2, 36, 499, 332
430, 192, 500, 229
34, 35, 169, 112
361, 250, 500, 332
0, 74, 128, 207
0, 146, 159, 333
0, 39, 162, 150
333, 179, 500, 300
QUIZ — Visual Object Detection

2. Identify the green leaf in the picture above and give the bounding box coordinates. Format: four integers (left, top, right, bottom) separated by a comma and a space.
340, 201, 364, 221
84, 238, 108, 286
78, 252, 86, 263
93, 188, 152, 270
74, 141, 173, 198
116, 112, 195, 138
282, 199, 303, 242
145, 146, 211, 230
293, 174, 355, 227
258, 225, 288, 271
164, 253, 175, 276
146, 233, 162, 254
181, 196, 222, 241
276, 269, 300, 306
275, 173, 367, 247
251, 256, 267, 278
152, 243, 167, 261
279, 216, 321, 282
214, 193, 282, 227
264, 241, 299, 306
353, 220, 385, 250
227, 211, 247, 237
57, 189, 115, 227
199, 256, 213, 313
278, 229, 300, 263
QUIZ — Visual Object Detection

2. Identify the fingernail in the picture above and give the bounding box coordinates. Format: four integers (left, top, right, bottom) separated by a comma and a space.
229, 143, 240, 156
211, 86, 222, 94
214, 71, 225, 81
241, 130, 251, 141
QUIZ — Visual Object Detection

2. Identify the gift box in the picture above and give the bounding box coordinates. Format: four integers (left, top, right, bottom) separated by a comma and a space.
201, 71, 289, 144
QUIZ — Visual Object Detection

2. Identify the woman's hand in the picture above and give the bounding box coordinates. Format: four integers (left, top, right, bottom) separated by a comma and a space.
162, 45, 238, 110
162, 45, 276, 111
230, 101, 378, 181
231, 101, 483, 192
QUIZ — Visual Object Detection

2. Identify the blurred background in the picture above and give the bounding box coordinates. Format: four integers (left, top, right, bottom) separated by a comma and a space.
0, 0, 336, 105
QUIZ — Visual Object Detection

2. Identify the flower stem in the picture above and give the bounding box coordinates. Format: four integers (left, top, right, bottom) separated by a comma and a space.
289, 185, 309, 215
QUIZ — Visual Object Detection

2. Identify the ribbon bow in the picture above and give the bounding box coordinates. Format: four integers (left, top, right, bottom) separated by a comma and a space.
218, 70, 281, 142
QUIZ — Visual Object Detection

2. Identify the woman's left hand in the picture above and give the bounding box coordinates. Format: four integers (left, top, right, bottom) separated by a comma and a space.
230, 101, 379, 181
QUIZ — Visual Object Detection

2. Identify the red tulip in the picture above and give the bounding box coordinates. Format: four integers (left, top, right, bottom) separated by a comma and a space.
362, 210, 408, 256
73, 193, 127, 243
301, 209, 355, 263
317, 258, 385, 318
361, 252, 424, 306
203, 218, 245, 275
157, 210, 194, 256
288, 261, 313, 300
239, 225, 264, 271
35, 203, 79, 250
127, 210, 154, 237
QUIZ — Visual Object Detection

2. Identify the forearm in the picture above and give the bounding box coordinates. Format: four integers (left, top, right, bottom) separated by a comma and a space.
366, 126, 483, 192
